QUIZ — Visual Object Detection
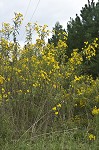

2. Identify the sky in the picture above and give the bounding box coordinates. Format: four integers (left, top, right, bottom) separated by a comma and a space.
0, 0, 98, 44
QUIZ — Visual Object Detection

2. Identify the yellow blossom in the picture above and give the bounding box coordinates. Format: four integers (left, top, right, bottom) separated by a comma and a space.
92, 106, 99, 115
27, 90, 30, 93
53, 84, 57, 88
19, 90, 22, 93
52, 107, 57, 111
2, 88, 5, 93
3, 94, 8, 98
74, 103, 78, 107
57, 103, 61, 108
74, 76, 80, 81
88, 134, 96, 141
55, 111, 59, 115
55, 111, 58, 115
8, 92, 10, 95
8, 78, 10, 81
17, 69, 21, 73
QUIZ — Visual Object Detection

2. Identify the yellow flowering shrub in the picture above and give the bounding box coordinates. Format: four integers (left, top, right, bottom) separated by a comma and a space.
83, 38, 98, 60
0, 15, 99, 142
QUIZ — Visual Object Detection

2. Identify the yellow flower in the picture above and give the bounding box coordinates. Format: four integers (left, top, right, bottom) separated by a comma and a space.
17, 69, 21, 73
19, 90, 22, 93
52, 107, 57, 111
2, 88, 5, 93
3, 94, 8, 98
8, 92, 10, 95
57, 103, 61, 108
74, 75, 80, 81
55, 111, 59, 115
74, 103, 78, 107
53, 84, 57, 88
88, 134, 96, 141
92, 106, 99, 115
0, 75, 5, 84
27, 90, 29, 93
8, 78, 10, 81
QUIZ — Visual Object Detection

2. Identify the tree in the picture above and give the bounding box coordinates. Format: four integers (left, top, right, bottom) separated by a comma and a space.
48, 22, 67, 47
67, 0, 99, 77
67, 14, 85, 56
67, 0, 99, 50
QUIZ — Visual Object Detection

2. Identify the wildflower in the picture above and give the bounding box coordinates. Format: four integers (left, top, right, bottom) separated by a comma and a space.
52, 107, 57, 111
27, 90, 30, 93
8, 78, 10, 81
57, 103, 61, 108
75, 76, 79, 81
3, 94, 8, 98
84, 41, 88, 45
8, 92, 10, 95
88, 134, 96, 141
17, 69, 21, 73
55, 111, 59, 115
53, 84, 57, 88
74, 103, 78, 107
0, 75, 5, 84
92, 106, 99, 115
2, 88, 5, 93
19, 90, 22, 93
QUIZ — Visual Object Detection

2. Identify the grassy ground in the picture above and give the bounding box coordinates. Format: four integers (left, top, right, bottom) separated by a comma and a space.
1, 128, 99, 150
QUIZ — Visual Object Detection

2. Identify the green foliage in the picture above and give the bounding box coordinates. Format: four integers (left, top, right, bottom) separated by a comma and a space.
67, 0, 99, 50
67, 0, 99, 77
48, 22, 67, 47
1, 130, 99, 150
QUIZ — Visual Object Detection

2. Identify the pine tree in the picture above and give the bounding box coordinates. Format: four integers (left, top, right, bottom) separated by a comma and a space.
67, 0, 99, 77
48, 21, 67, 47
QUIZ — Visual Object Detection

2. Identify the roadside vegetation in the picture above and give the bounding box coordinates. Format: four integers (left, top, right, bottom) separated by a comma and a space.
0, 1, 99, 149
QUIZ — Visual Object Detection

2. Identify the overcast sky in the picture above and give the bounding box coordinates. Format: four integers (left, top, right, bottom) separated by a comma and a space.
0, 0, 98, 44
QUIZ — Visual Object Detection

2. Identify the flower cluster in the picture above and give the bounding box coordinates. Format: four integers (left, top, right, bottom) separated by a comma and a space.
88, 133, 96, 141
52, 103, 62, 115
92, 106, 99, 115
83, 38, 98, 60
